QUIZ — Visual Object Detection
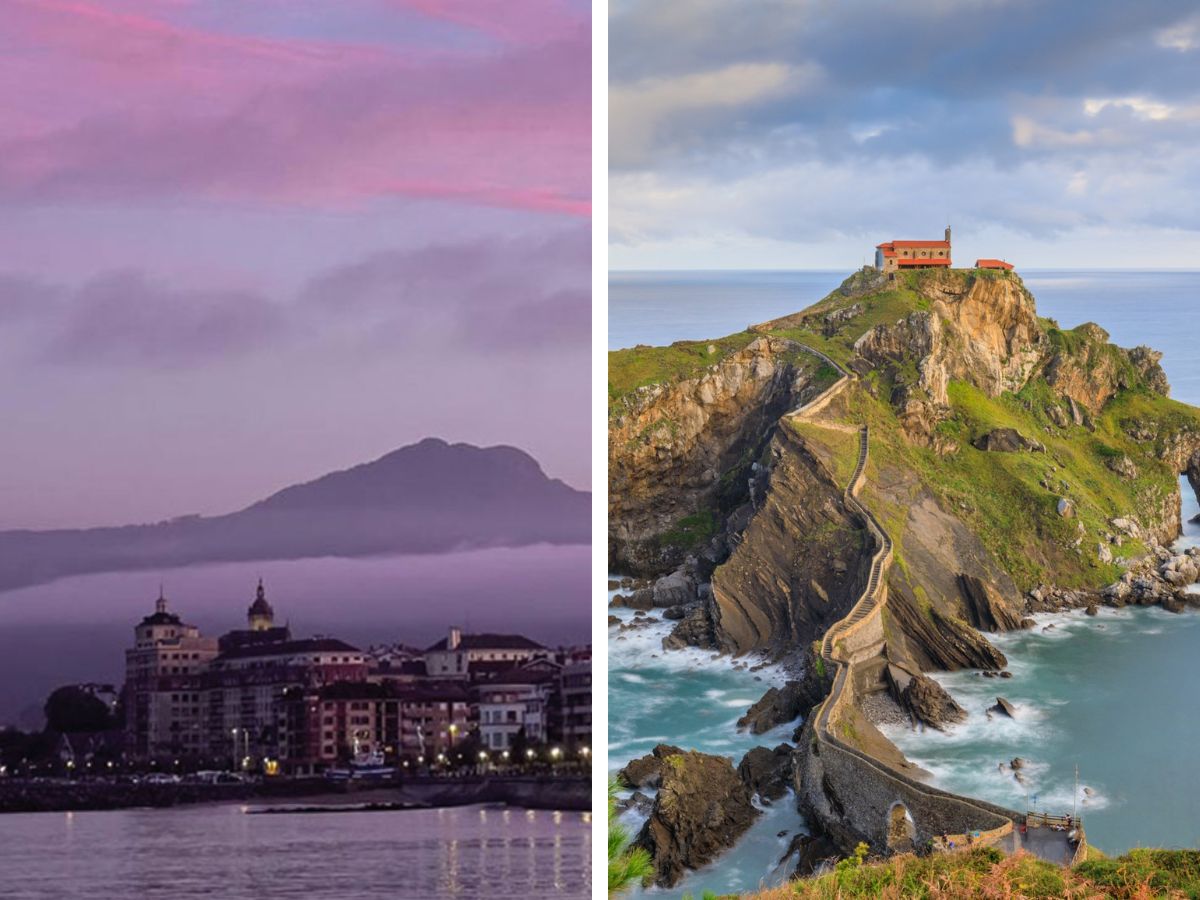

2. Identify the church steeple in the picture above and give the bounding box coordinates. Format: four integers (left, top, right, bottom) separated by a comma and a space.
247, 578, 275, 631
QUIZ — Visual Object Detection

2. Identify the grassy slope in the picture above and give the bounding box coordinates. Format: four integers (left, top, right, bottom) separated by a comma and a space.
738, 846, 1200, 900
609, 332, 759, 409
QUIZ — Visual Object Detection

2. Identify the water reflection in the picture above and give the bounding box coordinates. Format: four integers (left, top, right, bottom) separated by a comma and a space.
0, 803, 590, 899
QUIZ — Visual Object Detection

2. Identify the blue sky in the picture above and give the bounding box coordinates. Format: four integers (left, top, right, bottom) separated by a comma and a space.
609, 0, 1200, 270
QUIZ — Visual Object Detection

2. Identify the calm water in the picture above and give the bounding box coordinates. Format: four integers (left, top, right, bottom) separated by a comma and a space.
609, 269, 1200, 879
0, 803, 591, 898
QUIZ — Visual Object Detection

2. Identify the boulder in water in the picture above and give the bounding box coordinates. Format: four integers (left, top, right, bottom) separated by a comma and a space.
989, 697, 1017, 719
635, 750, 760, 887
737, 744, 794, 802
617, 744, 685, 789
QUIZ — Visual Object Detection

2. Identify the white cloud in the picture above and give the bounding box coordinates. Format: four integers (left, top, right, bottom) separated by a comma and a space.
610, 61, 821, 167
1157, 18, 1199, 51
1011, 115, 1098, 149
1083, 95, 1176, 120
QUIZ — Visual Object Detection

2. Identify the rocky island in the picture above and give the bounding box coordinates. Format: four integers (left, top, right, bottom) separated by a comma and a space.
609, 266, 1200, 887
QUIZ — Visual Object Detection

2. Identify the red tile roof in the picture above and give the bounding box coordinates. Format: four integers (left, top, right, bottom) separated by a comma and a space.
975, 259, 1014, 270
879, 239, 950, 250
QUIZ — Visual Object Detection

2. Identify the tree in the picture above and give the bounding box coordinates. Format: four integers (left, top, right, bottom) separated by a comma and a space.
608, 778, 653, 894
43, 686, 111, 734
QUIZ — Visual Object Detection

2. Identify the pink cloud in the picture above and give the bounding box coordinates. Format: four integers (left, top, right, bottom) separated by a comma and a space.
0, 0, 589, 216
392, 0, 586, 44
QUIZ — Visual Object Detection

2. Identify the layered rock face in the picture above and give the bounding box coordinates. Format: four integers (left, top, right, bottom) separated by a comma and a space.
1043, 323, 1170, 414
708, 428, 871, 656
910, 269, 1046, 396
609, 337, 822, 574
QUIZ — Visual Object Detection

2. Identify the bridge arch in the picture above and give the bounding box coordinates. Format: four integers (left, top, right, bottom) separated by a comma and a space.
886, 801, 916, 852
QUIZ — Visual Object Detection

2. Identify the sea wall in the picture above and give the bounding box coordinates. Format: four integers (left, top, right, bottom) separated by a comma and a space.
393, 775, 590, 811
0, 775, 590, 814
797, 663, 1017, 852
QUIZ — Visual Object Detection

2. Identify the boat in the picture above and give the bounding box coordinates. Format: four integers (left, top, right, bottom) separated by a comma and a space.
325, 747, 395, 782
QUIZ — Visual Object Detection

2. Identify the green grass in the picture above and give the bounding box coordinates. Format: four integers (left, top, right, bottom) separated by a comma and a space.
736, 846, 1200, 899
657, 511, 717, 551
743, 846, 1200, 899
608, 332, 758, 411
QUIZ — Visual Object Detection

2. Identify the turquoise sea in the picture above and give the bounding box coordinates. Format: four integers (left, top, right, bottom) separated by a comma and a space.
609, 269, 1200, 893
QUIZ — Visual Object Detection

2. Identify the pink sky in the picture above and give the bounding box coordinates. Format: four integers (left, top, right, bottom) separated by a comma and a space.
0, 0, 591, 529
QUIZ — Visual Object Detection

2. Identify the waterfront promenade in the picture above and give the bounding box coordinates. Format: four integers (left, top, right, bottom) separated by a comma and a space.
0, 773, 589, 814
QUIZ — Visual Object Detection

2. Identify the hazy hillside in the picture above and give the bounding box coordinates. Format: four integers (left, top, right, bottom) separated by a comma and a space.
0, 438, 590, 592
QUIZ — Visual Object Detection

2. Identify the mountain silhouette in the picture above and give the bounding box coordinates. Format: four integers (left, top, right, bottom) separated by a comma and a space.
0, 438, 589, 592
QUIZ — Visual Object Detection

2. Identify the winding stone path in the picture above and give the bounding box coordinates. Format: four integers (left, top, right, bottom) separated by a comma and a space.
784, 345, 1084, 864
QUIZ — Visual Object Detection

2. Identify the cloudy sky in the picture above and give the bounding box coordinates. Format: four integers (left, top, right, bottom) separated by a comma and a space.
0, 0, 589, 529
610, 0, 1200, 270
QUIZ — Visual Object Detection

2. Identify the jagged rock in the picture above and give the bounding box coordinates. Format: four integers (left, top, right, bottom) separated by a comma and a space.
1106, 455, 1139, 480
1085, 602, 1098, 616
1057, 498, 1075, 518
615, 790, 655, 817
662, 605, 686, 620
887, 592, 1008, 671
1097, 543, 1113, 565
990, 697, 1017, 719
617, 744, 685, 790
1011, 757, 1025, 770
822, 303, 863, 336
1110, 517, 1141, 539
958, 574, 1025, 631
610, 335, 822, 575
653, 569, 697, 608
737, 681, 810, 734
1160, 554, 1200, 586
611, 589, 654, 610
1068, 396, 1084, 426
708, 427, 872, 656
887, 664, 966, 730
972, 427, 1044, 453
781, 831, 842, 877
1129, 345, 1170, 396
635, 750, 760, 887
608, 615, 621, 627
1046, 403, 1069, 427
663, 604, 716, 651
737, 744, 794, 802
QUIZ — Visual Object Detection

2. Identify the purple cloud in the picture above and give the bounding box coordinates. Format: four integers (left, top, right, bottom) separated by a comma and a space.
43, 270, 285, 368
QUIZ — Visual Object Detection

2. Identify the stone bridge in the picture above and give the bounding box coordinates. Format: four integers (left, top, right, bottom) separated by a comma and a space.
786, 347, 1084, 864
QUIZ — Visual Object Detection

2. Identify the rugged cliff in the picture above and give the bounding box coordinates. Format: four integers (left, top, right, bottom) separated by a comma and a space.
609, 266, 1200, 879
609, 267, 1200, 668
609, 335, 838, 574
